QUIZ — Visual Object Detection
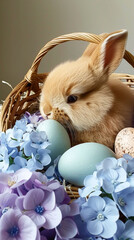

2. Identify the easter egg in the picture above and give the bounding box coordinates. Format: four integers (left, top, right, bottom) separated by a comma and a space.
58, 142, 115, 186
115, 127, 134, 158
37, 119, 71, 161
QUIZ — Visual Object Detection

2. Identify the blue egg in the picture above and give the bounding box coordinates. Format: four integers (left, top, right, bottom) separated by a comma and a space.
58, 142, 116, 186
37, 119, 71, 161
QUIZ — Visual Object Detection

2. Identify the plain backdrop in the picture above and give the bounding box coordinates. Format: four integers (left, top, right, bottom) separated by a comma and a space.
0, 0, 134, 102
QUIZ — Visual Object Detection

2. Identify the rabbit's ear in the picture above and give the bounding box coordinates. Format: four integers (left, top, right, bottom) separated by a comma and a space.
83, 33, 109, 57
91, 30, 128, 75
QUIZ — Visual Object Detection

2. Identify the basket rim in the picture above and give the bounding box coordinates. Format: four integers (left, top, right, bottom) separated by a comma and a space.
27, 31, 134, 78
1, 30, 134, 132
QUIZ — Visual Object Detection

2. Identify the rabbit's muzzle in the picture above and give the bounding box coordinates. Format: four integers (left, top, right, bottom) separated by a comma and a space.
49, 108, 75, 146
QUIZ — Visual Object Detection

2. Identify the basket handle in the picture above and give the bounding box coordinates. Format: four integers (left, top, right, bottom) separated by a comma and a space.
25, 32, 134, 82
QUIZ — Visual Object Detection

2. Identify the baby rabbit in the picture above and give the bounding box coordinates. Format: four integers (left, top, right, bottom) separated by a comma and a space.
40, 30, 134, 149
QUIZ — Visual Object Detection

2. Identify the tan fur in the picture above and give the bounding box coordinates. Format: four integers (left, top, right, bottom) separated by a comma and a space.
40, 30, 134, 150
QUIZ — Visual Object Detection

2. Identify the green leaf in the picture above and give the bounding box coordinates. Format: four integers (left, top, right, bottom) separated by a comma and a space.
11, 137, 17, 141
9, 156, 14, 166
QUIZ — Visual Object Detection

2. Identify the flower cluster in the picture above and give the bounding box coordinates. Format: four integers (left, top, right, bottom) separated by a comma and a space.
78, 155, 134, 239
1, 111, 134, 239
0, 112, 51, 173
0, 168, 79, 239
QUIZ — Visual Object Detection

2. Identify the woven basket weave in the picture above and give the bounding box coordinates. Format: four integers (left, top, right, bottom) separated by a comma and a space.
1, 32, 134, 199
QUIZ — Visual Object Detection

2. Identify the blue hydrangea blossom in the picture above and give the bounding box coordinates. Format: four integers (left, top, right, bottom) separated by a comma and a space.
79, 171, 103, 198
0, 115, 52, 173
80, 196, 119, 238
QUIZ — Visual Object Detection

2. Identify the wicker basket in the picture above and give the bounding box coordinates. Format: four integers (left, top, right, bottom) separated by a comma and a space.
1, 32, 134, 199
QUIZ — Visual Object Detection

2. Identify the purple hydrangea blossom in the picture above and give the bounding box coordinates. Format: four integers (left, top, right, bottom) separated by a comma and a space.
16, 188, 62, 229
40, 203, 79, 240
0, 182, 11, 194
0, 209, 39, 240
0, 168, 32, 190
0, 192, 17, 217
30, 173, 70, 205
0, 168, 80, 239
80, 196, 119, 238
55, 202, 79, 239
24, 111, 44, 126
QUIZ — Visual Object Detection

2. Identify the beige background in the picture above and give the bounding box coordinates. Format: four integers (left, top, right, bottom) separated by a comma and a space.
0, 0, 134, 103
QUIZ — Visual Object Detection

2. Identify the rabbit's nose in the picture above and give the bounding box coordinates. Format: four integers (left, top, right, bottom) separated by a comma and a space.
46, 112, 51, 118
42, 104, 52, 116
46, 112, 53, 119
40, 103, 53, 119
46, 113, 51, 116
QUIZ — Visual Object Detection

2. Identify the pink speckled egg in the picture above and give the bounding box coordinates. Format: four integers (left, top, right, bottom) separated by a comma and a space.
115, 127, 134, 158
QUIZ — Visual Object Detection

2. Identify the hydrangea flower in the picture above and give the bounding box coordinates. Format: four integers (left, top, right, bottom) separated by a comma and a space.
20, 131, 50, 156
0, 192, 17, 217
80, 196, 119, 238
117, 154, 134, 190
113, 187, 134, 218
0, 167, 80, 239
55, 202, 79, 239
6, 127, 24, 148
0, 145, 10, 172
1, 110, 134, 239
0, 168, 32, 190
26, 153, 44, 172
40, 203, 79, 240
96, 157, 128, 193
79, 171, 103, 198
16, 188, 62, 229
96, 157, 119, 171
0, 113, 52, 173
8, 156, 27, 172
45, 156, 61, 181
114, 219, 134, 240
0, 132, 9, 146
0, 209, 39, 240
97, 168, 127, 193
119, 154, 134, 176
0, 144, 19, 173
14, 119, 27, 132
24, 111, 44, 126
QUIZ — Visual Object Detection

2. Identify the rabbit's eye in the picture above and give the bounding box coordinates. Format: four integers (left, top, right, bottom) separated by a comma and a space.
67, 95, 78, 104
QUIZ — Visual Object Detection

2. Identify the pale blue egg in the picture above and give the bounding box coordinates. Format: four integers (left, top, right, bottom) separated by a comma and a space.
58, 142, 116, 186
37, 119, 71, 161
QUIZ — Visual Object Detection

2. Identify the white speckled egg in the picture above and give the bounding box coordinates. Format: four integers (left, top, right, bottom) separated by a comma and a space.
115, 127, 134, 158
37, 119, 71, 161
58, 142, 115, 186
